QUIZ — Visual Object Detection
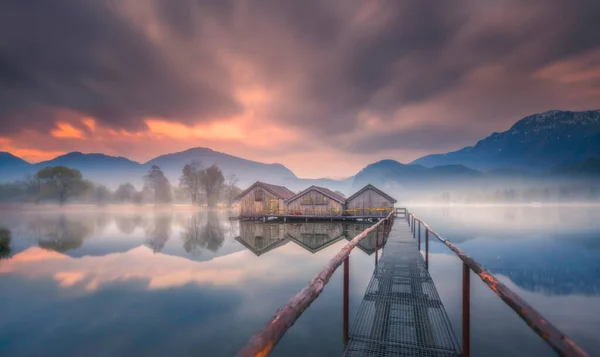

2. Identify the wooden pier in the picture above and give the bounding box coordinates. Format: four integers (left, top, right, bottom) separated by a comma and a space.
236, 208, 590, 357
341, 215, 461, 356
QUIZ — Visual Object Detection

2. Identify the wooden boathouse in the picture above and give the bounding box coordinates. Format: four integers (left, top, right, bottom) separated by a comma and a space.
234, 181, 396, 221
285, 185, 346, 216
345, 184, 397, 217
234, 181, 295, 217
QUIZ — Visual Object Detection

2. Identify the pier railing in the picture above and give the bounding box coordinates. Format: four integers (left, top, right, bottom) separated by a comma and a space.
404, 209, 590, 357
236, 210, 396, 357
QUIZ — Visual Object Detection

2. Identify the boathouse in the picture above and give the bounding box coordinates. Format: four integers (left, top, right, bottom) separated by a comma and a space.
285, 186, 346, 216
234, 181, 295, 217
345, 184, 397, 217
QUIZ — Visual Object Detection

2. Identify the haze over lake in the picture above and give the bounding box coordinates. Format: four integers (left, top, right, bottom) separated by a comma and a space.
0, 204, 598, 357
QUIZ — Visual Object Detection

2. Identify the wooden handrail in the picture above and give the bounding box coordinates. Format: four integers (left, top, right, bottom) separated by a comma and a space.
406, 210, 589, 357
236, 210, 395, 357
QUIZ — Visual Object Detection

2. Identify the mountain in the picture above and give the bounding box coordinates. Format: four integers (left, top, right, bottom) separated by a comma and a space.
145, 147, 297, 187
37, 152, 145, 187
0, 152, 32, 181
0, 148, 297, 189
412, 109, 600, 171
553, 157, 600, 178
0, 152, 29, 167
352, 159, 481, 190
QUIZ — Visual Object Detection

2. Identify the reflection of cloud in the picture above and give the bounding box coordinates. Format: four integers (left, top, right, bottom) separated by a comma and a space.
0, 243, 327, 292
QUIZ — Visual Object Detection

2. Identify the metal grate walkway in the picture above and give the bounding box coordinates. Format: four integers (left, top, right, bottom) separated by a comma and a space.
342, 220, 462, 357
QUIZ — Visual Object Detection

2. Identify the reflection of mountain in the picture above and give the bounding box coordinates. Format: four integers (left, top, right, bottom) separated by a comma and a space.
235, 221, 289, 256
492, 268, 600, 295
286, 223, 344, 254
181, 212, 225, 256
457, 233, 600, 296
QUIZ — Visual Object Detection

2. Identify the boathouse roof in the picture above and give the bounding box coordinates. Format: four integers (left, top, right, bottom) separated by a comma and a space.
234, 181, 295, 201
346, 184, 397, 203
286, 185, 346, 204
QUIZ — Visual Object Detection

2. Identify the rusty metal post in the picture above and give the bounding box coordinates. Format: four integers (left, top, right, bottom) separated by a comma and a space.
343, 256, 349, 345
418, 220, 421, 250
463, 262, 471, 357
425, 229, 429, 269
375, 225, 379, 265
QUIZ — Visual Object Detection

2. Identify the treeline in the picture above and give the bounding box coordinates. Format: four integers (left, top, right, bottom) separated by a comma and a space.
433, 184, 600, 204
0, 161, 242, 206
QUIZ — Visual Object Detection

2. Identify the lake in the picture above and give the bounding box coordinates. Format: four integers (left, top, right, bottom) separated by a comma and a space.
0, 205, 599, 357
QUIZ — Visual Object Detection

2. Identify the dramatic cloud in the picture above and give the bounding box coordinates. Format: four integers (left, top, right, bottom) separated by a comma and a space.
1, 0, 600, 177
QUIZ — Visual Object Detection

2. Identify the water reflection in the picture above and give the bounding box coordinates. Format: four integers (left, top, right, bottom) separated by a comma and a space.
30, 216, 94, 253
143, 214, 172, 253
0, 206, 598, 356
0, 226, 10, 259
235, 221, 387, 256
181, 212, 225, 255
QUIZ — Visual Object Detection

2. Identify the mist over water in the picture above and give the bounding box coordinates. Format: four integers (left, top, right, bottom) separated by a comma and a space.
0, 204, 598, 356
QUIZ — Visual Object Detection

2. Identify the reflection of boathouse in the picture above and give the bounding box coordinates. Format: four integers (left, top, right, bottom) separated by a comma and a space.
344, 222, 388, 255
235, 221, 289, 256
235, 221, 389, 256
285, 222, 345, 253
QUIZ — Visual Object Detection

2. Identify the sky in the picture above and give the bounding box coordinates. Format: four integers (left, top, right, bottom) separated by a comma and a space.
1, 0, 600, 178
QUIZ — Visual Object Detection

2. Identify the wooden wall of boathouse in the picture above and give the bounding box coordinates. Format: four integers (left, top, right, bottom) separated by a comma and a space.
238, 186, 286, 217
286, 189, 344, 216
346, 187, 395, 217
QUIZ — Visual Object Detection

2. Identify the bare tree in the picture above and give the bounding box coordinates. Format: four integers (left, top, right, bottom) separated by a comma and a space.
200, 164, 225, 207
224, 174, 241, 207
144, 165, 172, 203
179, 161, 203, 204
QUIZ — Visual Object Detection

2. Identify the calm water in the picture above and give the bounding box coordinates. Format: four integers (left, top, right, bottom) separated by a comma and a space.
0, 205, 599, 357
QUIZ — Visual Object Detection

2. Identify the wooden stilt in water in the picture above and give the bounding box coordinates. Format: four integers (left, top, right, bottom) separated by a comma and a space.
343, 256, 349, 345
463, 262, 471, 357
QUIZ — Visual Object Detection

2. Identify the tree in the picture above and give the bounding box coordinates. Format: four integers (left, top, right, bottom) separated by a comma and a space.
35, 166, 89, 205
334, 190, 346, 199
223, 174, 241, 207
94, 184, 111, 205
179, 161, 203, 204
115, 183, 136, 202
0, 227, 10, 259
144, 165, 172, 203
200, 164, 224, 207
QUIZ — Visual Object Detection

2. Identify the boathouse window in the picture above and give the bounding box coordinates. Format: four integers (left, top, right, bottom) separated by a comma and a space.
314, 194, 328, 205
255, 188, 264, 201
301, 196, 312, 205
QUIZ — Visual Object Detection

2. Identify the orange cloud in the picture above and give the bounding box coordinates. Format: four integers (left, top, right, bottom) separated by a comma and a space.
50, 122, 86, 139
0, 137, 65, 163
82, 117, 96, 132
145, 119, 245, 140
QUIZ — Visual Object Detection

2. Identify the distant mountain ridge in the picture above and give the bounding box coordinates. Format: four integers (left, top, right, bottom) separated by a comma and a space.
2, 109, 600, 193
412, 109, 600, 171
0, 147, 296, 189
352, 159, 480, 189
